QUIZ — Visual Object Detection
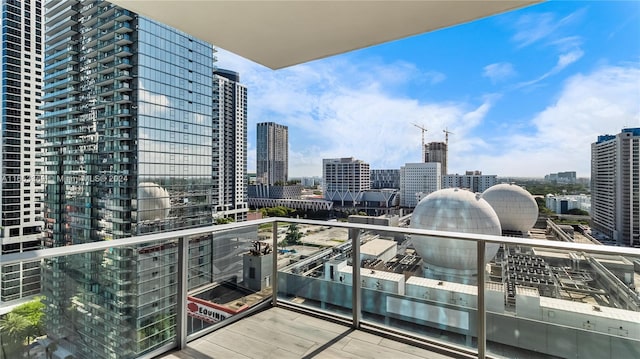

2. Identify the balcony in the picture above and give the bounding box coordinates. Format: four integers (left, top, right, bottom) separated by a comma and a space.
160, 306, 458, 359
44, 56, 78, 72
44, 67, 78, 82
42, 86, 80, 101
45, 26, 78, 46
46, 45, 78, 62
1, 218, 639, 359
43, 76, 80, 91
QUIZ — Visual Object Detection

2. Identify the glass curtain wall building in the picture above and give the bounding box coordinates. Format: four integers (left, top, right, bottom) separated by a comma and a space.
0, 0, 44, 307
40, 0, 234, 357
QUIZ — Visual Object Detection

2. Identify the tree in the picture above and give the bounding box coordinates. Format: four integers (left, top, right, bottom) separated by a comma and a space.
260, 206, 296, 218
535, 197, 554, 215
0, 312, 30, 358
12, 297, 45, 341
567, 208, 589, 216
282, 224, 303, 246
215, 217, 235, 225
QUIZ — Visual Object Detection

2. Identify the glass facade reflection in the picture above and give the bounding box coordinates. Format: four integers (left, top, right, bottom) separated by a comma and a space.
135, 18, 215, 233
40, 1, 247, 357
0, 0, 44, 306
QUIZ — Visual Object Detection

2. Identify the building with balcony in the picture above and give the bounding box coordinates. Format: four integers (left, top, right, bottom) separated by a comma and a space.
256, 122, 288, 186
399, 162, 441, 208
0, 0, 44, 310
442, 171, 498, 193
591, 128, 640, 246
323, 157, 370, 207
40, 0, 246, 357
212, 69, 248, 222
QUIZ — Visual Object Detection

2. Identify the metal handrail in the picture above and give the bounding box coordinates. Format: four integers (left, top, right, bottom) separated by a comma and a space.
3, 217, 640, 266
3, 216, 640, 359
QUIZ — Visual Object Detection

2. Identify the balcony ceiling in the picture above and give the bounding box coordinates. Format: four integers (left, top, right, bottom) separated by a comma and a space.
109, 0, 542, 69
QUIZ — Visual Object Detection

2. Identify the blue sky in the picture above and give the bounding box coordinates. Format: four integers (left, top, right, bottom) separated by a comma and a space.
216, 1, 640, 178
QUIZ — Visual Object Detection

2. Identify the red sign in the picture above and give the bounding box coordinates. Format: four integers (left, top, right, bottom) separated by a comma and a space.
186, 296, 244, 324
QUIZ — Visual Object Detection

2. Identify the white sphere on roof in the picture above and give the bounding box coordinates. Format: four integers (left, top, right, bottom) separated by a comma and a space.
137, 182, 170, 221
482, 183, 538, 234
410, 188, 501, 275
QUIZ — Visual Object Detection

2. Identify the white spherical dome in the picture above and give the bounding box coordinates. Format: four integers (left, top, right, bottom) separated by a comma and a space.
482, 183, 538, 233
410, 188, 501, 274
137, 182, 170, 221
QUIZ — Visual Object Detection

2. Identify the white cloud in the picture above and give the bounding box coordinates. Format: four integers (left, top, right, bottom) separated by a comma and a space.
483, 62, 516, 83
508, 9, 586, 90
515, 49, 584, 88
422, 71, 447, 85
512, 12, 557, 48
215, 48, 486, 177
216, 50, 639, 180
556, 50, 583, 69
511, 9, 586, 48
455, 65, 640, 177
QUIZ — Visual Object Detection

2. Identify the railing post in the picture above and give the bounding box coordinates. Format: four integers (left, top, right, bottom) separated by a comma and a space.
350, 227, 361, 328
272, 220, 279, 307
176, 236, 189, 349
476, 240, 486, 358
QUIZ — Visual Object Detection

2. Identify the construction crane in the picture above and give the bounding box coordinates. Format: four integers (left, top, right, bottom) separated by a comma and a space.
412, 123, 428, 161
443, 128, 454, 145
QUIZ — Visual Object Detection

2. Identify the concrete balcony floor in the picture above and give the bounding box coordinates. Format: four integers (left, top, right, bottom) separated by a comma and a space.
158, 307, 459, 359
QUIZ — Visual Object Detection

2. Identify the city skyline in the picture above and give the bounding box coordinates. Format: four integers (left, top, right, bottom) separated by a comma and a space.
216, 0, 640, 178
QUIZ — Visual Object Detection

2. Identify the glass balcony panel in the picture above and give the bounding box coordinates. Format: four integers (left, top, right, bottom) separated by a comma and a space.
276, 222, 353, 318
1, 219, 639, 359
0, 241, 179, 358
486, 244, 640, 358
359, 233, 480, 353
186, 225, 270, 336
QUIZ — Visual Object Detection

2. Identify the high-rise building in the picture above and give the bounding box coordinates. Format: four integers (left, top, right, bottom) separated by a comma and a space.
442, 170, 497, 193
591, 128, 640, 247
370, 169, 400, 189
0, 0, 44, 308
213, 69, 248, 222
323, 157, 370, 206
40, 1, 245, 356
400, 163, 441, 207
256, 122, 288, 185
424, 141, 447, 175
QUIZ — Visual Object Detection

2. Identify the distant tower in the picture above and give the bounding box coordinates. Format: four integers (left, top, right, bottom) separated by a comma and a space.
424, 142, 448, 175
214, 69, 249, 222
591, 128, 640, 246
257, 122, 288, 185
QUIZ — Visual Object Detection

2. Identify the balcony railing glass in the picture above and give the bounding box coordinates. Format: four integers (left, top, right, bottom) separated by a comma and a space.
1, 218, 638, 359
